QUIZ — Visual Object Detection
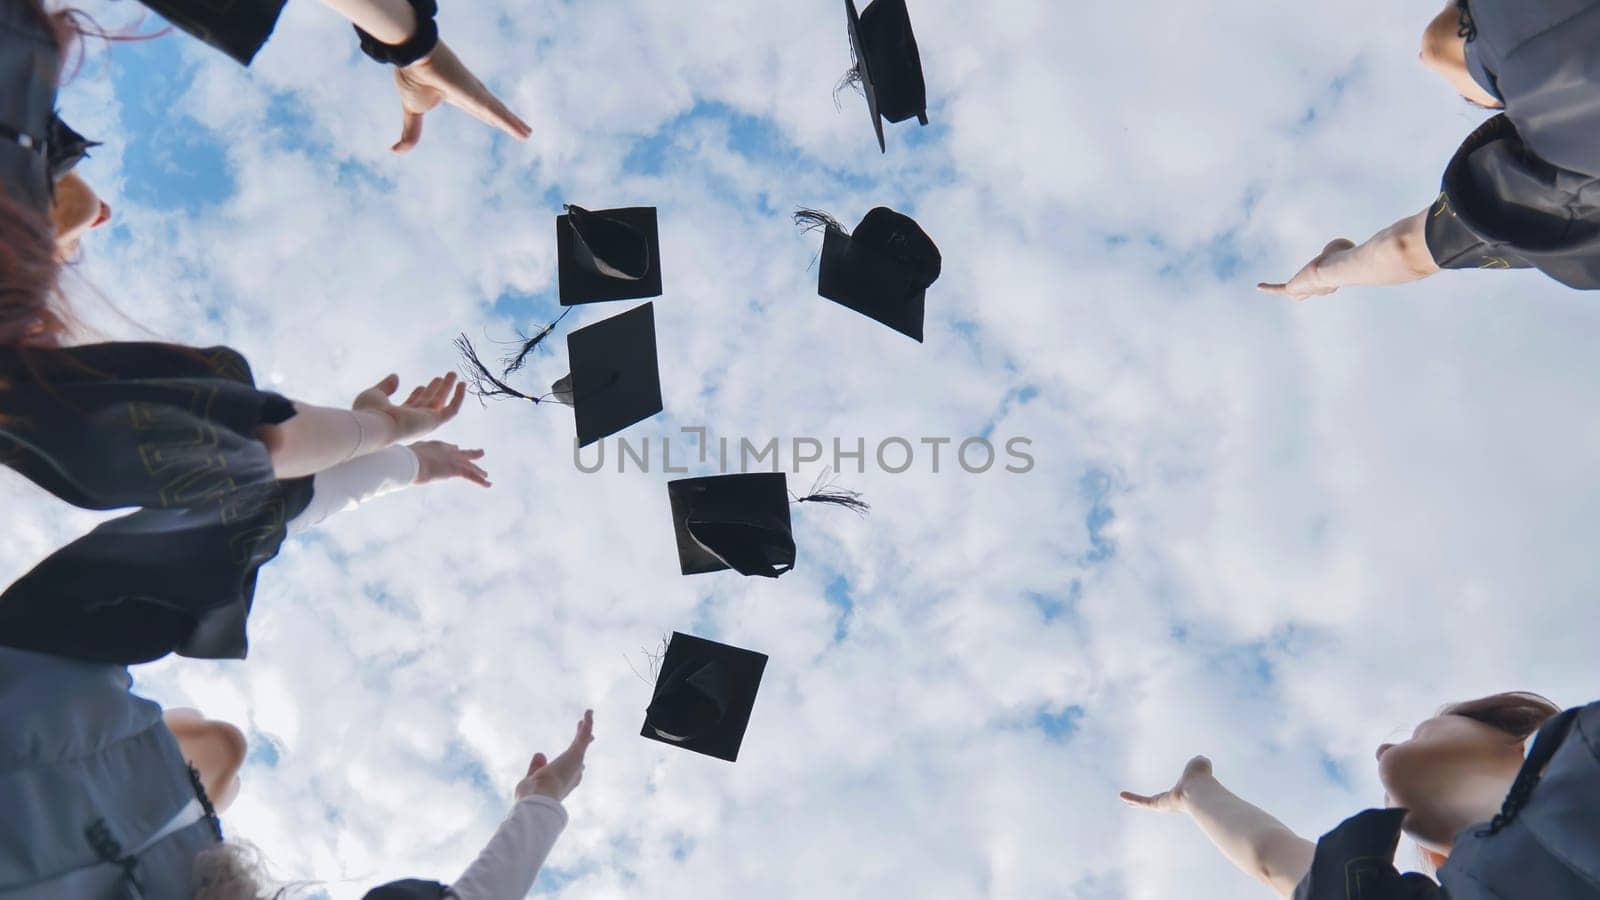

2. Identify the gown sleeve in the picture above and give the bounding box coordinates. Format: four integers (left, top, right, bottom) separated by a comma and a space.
1291, 809, 1446, 900
129, 0, 289, 66
1424, 114, 1600, 290
0, 343, 314, 664
360, 796, 569, 900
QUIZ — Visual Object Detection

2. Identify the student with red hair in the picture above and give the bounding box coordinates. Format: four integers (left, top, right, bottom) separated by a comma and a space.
1121, 692, 1600, 898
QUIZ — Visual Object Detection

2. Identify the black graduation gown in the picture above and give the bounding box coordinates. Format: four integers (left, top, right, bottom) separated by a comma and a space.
134, 0, 289, 66
0, 342, 313, 664
1424, 0, 1600, 289
1292, 700, 1600, 899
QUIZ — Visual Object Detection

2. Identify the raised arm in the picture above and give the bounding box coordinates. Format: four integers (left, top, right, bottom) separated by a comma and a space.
317, 0, 419, 43
257, 373, 464, 480
1120, 756, 1315, 899
314, 0, 532, 153
1258, 208, 1440, 300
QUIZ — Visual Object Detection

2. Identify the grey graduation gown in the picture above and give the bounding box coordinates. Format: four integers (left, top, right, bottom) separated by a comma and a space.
0, 648, 221, 899
1425, 0, 1600, 288
1292, 700, 1600, 899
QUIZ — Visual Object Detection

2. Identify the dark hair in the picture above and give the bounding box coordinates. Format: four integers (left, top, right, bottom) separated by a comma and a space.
1439, 692, 1561, 741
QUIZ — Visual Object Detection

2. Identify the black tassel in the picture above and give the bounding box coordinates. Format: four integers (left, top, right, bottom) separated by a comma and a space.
792, 469, 870, 516
455, 333, 539, 403
503, 307, 573, 376
832, 64, 865, 109
793, 207, 847, 235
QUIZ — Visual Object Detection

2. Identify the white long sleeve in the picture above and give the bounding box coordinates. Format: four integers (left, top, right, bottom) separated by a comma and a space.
444, 795, 569, 900
288, 444, 419, 536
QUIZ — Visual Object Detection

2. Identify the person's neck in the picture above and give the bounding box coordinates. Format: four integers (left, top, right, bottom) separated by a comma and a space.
1428, 766, 1520, 853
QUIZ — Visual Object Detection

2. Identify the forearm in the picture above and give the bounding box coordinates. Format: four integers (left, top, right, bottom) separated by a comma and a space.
258, 403, 398, 480
1181, 775, 1314, 898
1315, 209, 1440, 289
317, 0, 419, 43
445, 795, 569, 900
288, 443, 419, 536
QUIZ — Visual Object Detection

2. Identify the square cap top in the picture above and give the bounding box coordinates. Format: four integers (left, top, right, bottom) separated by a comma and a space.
559, 303, 663, 447
641, 631, 769, 762
667, 473, 797, 578
557, 205, 663, 305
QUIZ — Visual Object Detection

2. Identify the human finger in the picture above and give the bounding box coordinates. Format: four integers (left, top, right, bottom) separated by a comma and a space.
525, 752, 548, 777
442, 381, 466, 420
393, 109, 425, 154
455, 84, 532, 141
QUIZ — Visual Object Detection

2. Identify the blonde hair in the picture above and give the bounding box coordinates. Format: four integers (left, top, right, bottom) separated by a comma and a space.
192, 840, 313, 900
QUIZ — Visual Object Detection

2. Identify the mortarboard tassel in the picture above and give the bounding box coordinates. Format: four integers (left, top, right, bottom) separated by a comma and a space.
455, 333, 541, 403
503, 307, 573, 376
793, 207, 848, 235
791, 468, 871, 516
832, 64, 866, 109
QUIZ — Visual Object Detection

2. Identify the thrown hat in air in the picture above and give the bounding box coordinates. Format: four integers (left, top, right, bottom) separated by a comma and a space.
557, 204, 663, 305
641, 631, 768, 762
453, 303, 663, 447
795, 206, 941, 341
551, 302, 663, 447
667, 472, 869, 578
843, 0, 929, 153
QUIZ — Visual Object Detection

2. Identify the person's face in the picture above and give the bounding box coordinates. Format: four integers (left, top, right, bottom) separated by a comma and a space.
1419, 4, 1503, 109
48, 170, 112, 258
1375, 713, 1525, 850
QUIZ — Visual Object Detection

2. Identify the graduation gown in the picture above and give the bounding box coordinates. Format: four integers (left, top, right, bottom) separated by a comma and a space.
133, 0, 289, 66
0, 647, 223, 899
0, 342, 314, 664
1292, 700, 1600, 899
1424, 0, 1600, 288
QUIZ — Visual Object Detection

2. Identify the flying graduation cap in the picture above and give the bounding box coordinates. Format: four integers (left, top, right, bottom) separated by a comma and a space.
667, 471, 869, 579
557, 204, 663, 305
842, 0, 929, 153
795, 206, 941, 341
641, 631, 768, 762
455, 302, 663, 447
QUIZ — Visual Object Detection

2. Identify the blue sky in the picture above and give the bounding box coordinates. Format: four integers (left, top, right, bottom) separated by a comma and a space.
10, 1, 1600, 897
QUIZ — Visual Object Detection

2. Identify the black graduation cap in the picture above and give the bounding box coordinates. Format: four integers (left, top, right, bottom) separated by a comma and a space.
641, 631, 768, 762
557, 204, 663, 305
47, 117, 100, 182
552, 302, 663, 447
453, 303, 662, 447
795, 206, 941, 341
844, 0, 929, 153
667, 471, 869, 578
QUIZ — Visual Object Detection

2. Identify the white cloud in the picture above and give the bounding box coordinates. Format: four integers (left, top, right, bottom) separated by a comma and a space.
4, 0, 1594, 896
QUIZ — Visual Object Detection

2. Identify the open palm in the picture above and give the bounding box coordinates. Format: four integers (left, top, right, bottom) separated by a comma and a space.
352, 372, 466, 444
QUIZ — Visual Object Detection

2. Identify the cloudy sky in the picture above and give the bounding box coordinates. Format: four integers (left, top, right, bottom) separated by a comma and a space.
7, 0, 1600, 896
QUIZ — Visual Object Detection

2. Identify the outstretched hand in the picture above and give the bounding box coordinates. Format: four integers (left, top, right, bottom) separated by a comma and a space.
516, 710, 596, 804
391, 40, 532, 153
1119, 755, 1214, 814
353, 372, 466, 444
1258, 239, 1356, 300
409, 441, 491, 488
